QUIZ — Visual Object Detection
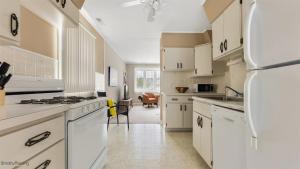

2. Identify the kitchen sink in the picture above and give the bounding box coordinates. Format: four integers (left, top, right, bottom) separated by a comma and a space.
202, 96, 244, 102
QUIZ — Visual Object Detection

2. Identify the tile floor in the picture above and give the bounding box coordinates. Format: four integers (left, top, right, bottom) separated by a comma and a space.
104, 124, 210, 169
109, 106, 160, 124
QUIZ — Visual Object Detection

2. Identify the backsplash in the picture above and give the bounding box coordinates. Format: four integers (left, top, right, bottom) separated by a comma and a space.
160, 71, 211, 94
0, 46, 58, 79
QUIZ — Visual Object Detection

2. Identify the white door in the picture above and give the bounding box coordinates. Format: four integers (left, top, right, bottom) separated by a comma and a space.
193, 112, 201, 153
244, 0, 300, 69
183, 104, 193, 128
68, 108, 107, 169
194, 44, 212, 76
212, 106, 246, 169
245, 64, 300, 169
166, 103, 183, 128
0, 0, 20, 42
212, 15, 224, 59
223, 0, 242, 53
200, 115, 212, 167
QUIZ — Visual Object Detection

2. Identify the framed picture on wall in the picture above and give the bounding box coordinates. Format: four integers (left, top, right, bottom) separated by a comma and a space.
108, 66, 118, 87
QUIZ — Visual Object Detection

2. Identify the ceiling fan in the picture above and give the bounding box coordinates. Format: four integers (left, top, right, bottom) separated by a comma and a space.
121, 0, 163, 22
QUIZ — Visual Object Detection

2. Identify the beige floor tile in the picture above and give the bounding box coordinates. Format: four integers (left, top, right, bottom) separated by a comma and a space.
104, 124, 210, 169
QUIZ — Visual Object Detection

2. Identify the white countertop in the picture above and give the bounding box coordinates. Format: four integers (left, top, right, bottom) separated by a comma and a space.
192, 96, 244, 112
0, 97, 108, 135
0, 104, 69, 122
162, 92, 225, 96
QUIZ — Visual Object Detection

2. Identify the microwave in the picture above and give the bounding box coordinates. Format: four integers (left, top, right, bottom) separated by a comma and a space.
190, 84, 214, 93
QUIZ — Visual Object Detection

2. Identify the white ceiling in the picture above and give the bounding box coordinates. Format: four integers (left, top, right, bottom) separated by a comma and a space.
83, 0, 210, 64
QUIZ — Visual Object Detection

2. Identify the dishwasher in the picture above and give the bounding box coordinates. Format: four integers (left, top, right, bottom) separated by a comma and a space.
212, 105, 246, 169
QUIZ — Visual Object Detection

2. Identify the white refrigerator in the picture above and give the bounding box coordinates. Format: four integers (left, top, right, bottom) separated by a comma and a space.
244, 0, 300, 169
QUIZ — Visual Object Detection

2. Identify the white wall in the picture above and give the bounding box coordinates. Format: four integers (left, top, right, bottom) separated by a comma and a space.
160, 71, 212, 94
104, 43, 126, 101
126, 64, 160, 104
211, 57, 247, 94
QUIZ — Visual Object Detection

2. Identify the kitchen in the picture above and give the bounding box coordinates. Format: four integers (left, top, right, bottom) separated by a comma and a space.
0, 0, 299, 169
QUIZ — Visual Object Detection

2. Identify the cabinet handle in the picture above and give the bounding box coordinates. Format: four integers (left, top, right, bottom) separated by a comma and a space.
180, 105, 182, 111
223, 117, 234, 122
197, 116, 201, 126
171, 98, 178, 101
177, 63, 179, 69
224, 39, 228, 51
61, 0, 66, 8
180, 63, 183, 68
195, 69, 197, 74
35, 160, 51, 169
220, 42, 224, 53
25, 131, 51, 147
200, 117, 203, 128
10, 13, 19, 36
184, 105, 187, 111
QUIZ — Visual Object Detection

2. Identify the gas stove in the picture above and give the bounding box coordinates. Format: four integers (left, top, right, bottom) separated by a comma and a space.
19, 96, 97, 105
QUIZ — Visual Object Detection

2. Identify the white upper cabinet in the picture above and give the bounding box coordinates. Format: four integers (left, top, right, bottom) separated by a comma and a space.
162, 48, 195, 72
212, 16, 224, 59
51, 0, 79, 24
0, 0, 20, 44
223, 0, 242, 53
212, 0, 242, 60
194, 43, 213, 76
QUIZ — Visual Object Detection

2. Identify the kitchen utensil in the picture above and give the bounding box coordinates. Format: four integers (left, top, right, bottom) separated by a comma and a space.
0, 74, 12, 89
0, 62, 10, 75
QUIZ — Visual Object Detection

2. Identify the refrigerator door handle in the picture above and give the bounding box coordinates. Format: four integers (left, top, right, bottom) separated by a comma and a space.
244, 0, 257, 69
245, 71, 258, 150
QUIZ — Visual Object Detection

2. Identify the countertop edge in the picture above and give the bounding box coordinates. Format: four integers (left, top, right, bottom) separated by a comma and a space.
0, 105, 69, 135
192, 97, 244, 112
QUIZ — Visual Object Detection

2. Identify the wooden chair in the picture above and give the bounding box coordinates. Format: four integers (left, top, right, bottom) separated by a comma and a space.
107, 100, 130, 130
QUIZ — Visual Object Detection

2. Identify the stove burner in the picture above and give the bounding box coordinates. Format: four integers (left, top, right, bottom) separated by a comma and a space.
19, 96, 98, 105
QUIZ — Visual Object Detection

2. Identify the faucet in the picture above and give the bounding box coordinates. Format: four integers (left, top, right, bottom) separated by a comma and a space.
224, 86, 244, 100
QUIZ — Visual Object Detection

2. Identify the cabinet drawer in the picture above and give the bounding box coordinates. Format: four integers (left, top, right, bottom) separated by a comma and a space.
167, 96, 193, 103
193, 101, 211, 118
0, 116, 64, 169
17, 140, 65, 169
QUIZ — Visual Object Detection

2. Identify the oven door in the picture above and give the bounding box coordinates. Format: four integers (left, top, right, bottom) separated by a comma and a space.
67, 107, 107, 169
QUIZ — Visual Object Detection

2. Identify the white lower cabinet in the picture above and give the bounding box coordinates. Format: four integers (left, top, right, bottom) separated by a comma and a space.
166, 103, 184, 128
17, 140, 65, 169
165, 96, 193, 129
193, 101, 212, 168
0, 116, 65, 169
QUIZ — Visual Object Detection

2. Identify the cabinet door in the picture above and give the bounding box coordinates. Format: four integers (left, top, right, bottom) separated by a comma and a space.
194, 44, 212, 76
212, 15, 224, 60
200, 115, 212, 167
0, 0, 20, 42
183, 104, 193, 128
223, 0, 242, 53
163, 48, 194, 71
166, 103, 183, 128
162, 48, 181, 71
193, 112, 201, 154
63, 0, 79, 23
179, 48, 195, 71
17, 141, 65, 169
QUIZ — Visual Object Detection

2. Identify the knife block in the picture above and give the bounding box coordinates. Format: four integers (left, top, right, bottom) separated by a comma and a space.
0, 90, 5, 105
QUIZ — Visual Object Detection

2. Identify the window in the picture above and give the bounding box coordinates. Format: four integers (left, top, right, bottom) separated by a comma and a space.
135, 68, 160, 92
